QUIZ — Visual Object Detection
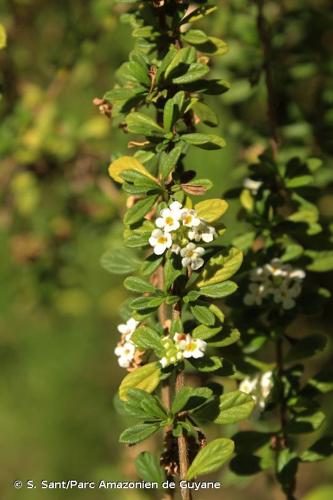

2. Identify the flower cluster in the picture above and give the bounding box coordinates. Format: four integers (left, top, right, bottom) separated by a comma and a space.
149, 201, 217, 271
239, 371, 274, 411
244, 258, 305, 310
160, 332, 207, 368
114, 317, 139, 368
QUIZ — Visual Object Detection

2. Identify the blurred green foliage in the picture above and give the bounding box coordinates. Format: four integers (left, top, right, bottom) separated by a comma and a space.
0, 0, 332, 498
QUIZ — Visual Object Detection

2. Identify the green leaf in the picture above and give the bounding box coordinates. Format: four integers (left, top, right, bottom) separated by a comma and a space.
286, 334, 327, 363
192, 325, 222, 340
180, 5, 218, 25
302, 368, 333, 395
141, 255, 163, 276
156, 46, 177, 83
190, 304, 215, 326
127, 60, 151, 86
119, 362, 161, 401
286, 410, 326, 434
208, 328, 240, 347
172, 63, 209, 84
198, 247, 243, 286
124, 276, 156, 293
193, 37, 228, 56
135, 452, 166, 485
195, 198, 229, 223
100, 249, 140, 274
215, 391, 255, 424
134, 150, 155, 164
182, 29, 209, 44
182, 133, 226, 150
305, 251, 333, 272
132, 26, 157, 39
300, 437, 333, 463
108, 156, 157, 184
209, 303, 225, 322
164, 47, 196, 79
191, 356, 223, 372
124, 195, 157, 225
198, 281, 238, 298
232, 431, 272, 454
172, 387, 213, 414
189, 79, 230, 95
104, 86, 146, 102
130, 295, 165, 311
164, 258, 183, 290
159, 143, 185, 178
126, 112, 165, 136
124, 388, 166, 419
285, 175, 313, 188
192, 101, 219, 127
119, 423, 160, 444
163, 98, 175, 132
131, 326, 164, 356
120, 169, 159, 189
186, 438, 234, 479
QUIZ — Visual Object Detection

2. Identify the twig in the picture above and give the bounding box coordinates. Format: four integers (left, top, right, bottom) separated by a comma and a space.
255, 0, 280, 158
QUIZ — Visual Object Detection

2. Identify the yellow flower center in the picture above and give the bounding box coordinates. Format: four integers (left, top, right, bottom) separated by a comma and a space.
186, 342, 196, 352
165, 216, 174, 225
184, 215, 192, 224
158, 236, 167, 244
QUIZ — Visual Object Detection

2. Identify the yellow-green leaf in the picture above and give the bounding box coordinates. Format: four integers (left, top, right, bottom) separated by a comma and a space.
119, 362, 161, 401
195, 198, 228, 223
198, 247, 243, 287
108, 156, 157, 184
186, 438, 234, 479
0, 24, 6, 49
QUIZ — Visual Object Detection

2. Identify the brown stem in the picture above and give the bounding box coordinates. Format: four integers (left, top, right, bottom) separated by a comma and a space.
255, 0, 280, 158
176, 372, 192, 500
275, 337, 287, 448
172, 303, 192, 500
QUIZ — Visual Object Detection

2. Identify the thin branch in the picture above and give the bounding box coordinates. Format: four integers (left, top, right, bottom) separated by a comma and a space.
255, 0, 280, 158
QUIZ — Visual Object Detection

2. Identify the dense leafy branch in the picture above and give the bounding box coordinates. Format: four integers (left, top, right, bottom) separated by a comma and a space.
99, 0, 251, 498
98, 1, 333, 499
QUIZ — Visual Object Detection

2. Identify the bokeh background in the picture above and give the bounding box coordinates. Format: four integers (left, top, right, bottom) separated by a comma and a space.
0, 0, 332, 499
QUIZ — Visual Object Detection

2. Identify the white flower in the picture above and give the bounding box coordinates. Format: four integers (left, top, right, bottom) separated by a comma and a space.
117, 317, 139, 340
250, 266, 270, 282
264, 259, 288, 278
243, 178, 263, 195
149, 229, 172, 255
289, 268, 306, 280
169, 201, 183, 212
239, 376, 258, 396
182, 334, 207, 359
171, 243, 181, 254
115, 341, 136, 368
155, 202, 183, 232
243, 283, 268, 306
188, 222, 216, 243
239, 371, 273, 411
173, 332, 187, 349
260, 371, 273, 400
181, 209, 201, 228
272, 280, 302, 310
246, 259, 305, 310
180, 242, 205, 270
160, 356, 168, 368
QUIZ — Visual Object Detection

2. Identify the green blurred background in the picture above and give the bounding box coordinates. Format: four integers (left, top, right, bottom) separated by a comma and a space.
1, 0, 332, 499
